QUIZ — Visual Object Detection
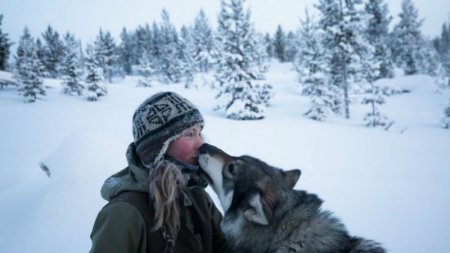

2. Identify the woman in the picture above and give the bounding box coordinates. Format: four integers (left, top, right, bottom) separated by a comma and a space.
90, 91, 229, 253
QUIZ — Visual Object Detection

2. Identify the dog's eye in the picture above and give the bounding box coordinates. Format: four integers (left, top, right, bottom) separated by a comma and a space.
224, 163, 236, 179
228, 164, 235, 174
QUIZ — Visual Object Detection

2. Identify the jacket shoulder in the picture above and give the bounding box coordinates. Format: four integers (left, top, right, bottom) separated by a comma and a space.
90, 201, 147, 253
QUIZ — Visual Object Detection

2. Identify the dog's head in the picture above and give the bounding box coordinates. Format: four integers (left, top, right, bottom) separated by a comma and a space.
199, 143, 301, 226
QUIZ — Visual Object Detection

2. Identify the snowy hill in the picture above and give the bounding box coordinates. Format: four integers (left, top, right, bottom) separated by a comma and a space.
0, 62, 449, 253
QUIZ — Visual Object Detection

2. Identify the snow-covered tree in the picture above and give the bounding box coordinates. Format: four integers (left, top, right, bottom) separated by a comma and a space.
118, 28, 135, 75
361, 82, 390, 127
133, 24, 153, 67
180, 26, 196, 88
0, 14, 12, 71
316, 0, 374, 119
254, 32, 271, 73
41, 25, 64, 78
441, 98, 450, 129
264, 33, 274, 59
61, 32, 84, 96
273, 25, 286, 62
14, 27, 45, 102
391, 0, 426, 75
192, 9, 215, 72
295, 8, 336, 121
434, 22, 450, 87
84, 46, 107, 101
214, 0, 273, 120
158, 9, 183, 83
365, 0, 395, 79
94, 29, 117, 83
284, 31, 298, 62
137, 49, 155, 87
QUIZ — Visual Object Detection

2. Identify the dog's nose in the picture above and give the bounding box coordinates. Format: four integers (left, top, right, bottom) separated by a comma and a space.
199, 143, 211, 155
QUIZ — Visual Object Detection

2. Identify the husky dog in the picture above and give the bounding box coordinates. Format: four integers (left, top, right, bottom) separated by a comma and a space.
199, 143, 385, 253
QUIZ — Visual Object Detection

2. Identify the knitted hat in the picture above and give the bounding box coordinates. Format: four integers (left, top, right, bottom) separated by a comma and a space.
132, 91, 204, 167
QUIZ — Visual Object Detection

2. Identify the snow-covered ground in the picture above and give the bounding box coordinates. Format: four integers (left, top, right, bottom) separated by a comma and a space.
0, 62, 449, 253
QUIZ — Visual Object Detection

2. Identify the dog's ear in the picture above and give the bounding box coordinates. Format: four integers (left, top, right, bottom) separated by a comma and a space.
244, 193, 269, 225
284, 169, 301, 189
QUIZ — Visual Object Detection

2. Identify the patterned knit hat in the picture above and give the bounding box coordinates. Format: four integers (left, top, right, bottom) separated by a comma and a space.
132, 92, 204, 167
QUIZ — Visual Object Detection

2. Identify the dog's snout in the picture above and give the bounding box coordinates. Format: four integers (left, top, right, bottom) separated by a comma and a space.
199, 143, 212, 155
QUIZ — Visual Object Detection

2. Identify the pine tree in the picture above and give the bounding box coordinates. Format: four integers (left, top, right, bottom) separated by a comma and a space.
391, 0, 425, 75
295, 8, 336, 121
192, 9, 215, 72
14, 27, 45, 102
361, 83, 390, 127
118, 28, 135, 75
214, 0, 273, 120
316, 0, 374, 119
441, 98, 450, 129
361, 54, 392, 127
84, 46, 107, 101
137, 49, 155, 87
41, 25, 64, 78
0, 14, 12, 71
158, 9, 183, 83
254, 32, 271, 73
180, 26, 196, 88
273, 25, 286, 62
94, 29, 117, 83
264, 33, 274, 59
61, 32, 84, 96
365, 0, 395, 79
434, 22, 450, 87
284, 31, 298, 62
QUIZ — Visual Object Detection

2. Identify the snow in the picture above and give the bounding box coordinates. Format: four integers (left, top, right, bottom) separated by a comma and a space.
1, 62, 449, 253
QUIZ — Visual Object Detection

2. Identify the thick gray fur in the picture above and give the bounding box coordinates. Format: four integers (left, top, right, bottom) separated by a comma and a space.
199, 143, 386, 253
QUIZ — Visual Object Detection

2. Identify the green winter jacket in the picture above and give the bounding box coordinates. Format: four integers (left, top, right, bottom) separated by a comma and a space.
90, 144, 229, 253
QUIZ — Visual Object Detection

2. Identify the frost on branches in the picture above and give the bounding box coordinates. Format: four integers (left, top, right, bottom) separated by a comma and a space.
361, 83, 391, 127
61, 32, 84, 96
14, 27, 46, 102
84, 47, 107, 101
214, 0, 273, 120
441, 99, 450, 129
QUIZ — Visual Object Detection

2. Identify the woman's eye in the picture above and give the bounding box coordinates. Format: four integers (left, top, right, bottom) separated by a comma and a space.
183, 130, 195, 137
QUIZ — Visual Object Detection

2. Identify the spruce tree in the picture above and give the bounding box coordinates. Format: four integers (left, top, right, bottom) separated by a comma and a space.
118, 28, 135, 75
94, 29, 117, 83
264, 33, 274, 59
158, 9, 183, 83
391, 0, 425, 75
14, 27, 45, 102
365, 0, 395, 79
0, 14, 12, 71
295, 8, 336, 121
84, 46, 107, 101
192, 9, 214, 72
434, 22, 450, 87
61, 32, 84, 96
360, 54, 392, 127
137, 50, 155, 87
180, 26, 196, 88
214, 0, 273, 120
137, 49, 155, 87
316, 0, 374, 119
41, 25, 64, 78
284, 31, 298, 62
441, 98, 450, 129
273, 25, 286, 62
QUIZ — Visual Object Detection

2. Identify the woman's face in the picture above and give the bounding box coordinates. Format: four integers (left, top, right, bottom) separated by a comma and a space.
166, 124, 204, 165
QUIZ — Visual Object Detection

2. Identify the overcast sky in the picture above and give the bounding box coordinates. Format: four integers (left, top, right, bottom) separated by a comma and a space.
1, 0, 449, 46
